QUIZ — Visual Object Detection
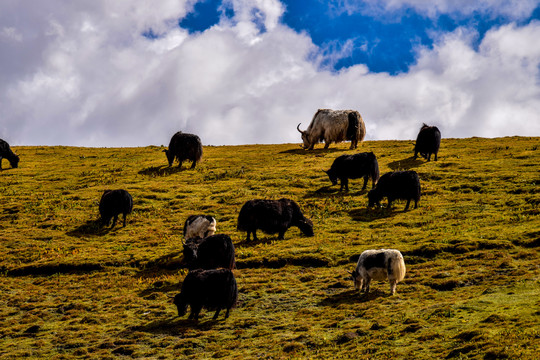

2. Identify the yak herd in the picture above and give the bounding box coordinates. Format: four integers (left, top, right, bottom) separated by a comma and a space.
0, 109, 442, 322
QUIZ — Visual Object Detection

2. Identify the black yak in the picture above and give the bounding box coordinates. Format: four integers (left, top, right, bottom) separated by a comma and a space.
99, 189, 133, 227
325, 152, 380, 191
237, 198, 314, 241
0, 139, 20, 170
414, 124, 441, 161
350, 249, 406, 295
367, 171, 421, 211
174, 269, 238, 321
183, 234, 236, 270
164, 131, 203, 168
183, 215, 217, 240
297, 109, 366, 150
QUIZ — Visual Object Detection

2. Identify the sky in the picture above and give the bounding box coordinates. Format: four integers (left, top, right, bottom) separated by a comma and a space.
1, 0, 540, 147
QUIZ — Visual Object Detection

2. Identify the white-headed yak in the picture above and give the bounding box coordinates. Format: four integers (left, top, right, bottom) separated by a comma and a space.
350, 249, 406, 295
297, 109, 366, 150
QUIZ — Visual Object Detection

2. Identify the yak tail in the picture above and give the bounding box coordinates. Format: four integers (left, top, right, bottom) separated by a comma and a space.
391, 251, 406, 282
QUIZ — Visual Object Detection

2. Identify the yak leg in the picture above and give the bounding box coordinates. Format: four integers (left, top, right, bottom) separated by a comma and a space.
212, 308, 221, 320
404, 199, 411, 211
414, 199, 418, 209
122, 213, 127, 227
362, 176, 368, 191
190, 306, 202, 321
364, 278, 372, 293
434, 152, 438, 161
225, 308, 231, 319
111, 215, 118, 228
349, 140, 357, 149
278, 229, 286, 240
427, 153, 431, 161
340, 178, 349, 191
251, 230, 258, 241
190, 160, 197, 169
413, 151, 418, 160
389, 280, 397, 295
386, 199, 393, 209
323, 142, 330, 149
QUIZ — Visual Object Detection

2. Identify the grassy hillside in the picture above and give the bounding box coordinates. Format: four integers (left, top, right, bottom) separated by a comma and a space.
1, 137, 539, 359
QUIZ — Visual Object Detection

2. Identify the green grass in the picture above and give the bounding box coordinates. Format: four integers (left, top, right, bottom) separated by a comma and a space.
1, 137, 539, 359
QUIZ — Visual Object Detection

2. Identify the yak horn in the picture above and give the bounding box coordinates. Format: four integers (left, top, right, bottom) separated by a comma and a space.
297, 123, 304, 134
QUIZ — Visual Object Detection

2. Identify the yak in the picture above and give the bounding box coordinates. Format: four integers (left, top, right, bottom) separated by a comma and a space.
183, 215, 217, 241
237, 198, 314, 241
325, 152, 380, 191
350, 249, 406, 295
183, 234, 236, 270
367, 171, 421, 211
99, 189, 133, 227
414, 124, 441, 161
174, 268, 238, 321
0, 139, 20, 170
164, 131, 203, 168
297, 109, 366, 150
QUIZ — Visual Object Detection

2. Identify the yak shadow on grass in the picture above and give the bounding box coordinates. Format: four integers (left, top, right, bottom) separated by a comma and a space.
279, 147, 344, 156
387, 157, 424, 170
319, 289, 387, 306
138, 165, 187, 176
304, 186, 368, 199
349, 207, 396, 222
66, 219, 111, 237
130, 317, 220, 335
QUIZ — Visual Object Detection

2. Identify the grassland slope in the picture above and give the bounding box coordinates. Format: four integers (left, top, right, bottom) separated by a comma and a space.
0, 137, 539, 359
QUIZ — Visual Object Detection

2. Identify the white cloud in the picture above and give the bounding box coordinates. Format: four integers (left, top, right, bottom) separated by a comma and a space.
0, 1, 539, 147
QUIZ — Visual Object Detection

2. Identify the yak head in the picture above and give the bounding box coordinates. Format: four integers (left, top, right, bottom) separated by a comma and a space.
163, 149, 174, 166
182, 240, 199, 267
324, 168, 338, 186
9, 154, 20, 169
173, 293, 188, 317
297, 123, 311, 149
297, 217, 314, 237
349, 270, 362, 290
367, 189, 381, 208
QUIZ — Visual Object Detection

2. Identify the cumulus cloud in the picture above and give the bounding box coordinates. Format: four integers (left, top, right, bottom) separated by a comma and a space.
0, 1, 539, 146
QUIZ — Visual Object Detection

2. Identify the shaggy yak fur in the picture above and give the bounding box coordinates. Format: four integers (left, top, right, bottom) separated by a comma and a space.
183, 215, 217, 240
164, 131, 203, 168
325, 152, 380, 191
368, 171, 421, 211
174, 269, 238, 321
0, 138, 19, 170
297, 109, 366, 150
183, 234, 236, 270
99, 189, 133, 227
237, 198, 314, 241
351, 249, 406, 295
414, 124, 441, 161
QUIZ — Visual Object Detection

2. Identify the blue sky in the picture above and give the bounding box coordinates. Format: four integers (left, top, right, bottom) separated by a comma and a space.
179, 0, 540, 74
1, 0, 540, 146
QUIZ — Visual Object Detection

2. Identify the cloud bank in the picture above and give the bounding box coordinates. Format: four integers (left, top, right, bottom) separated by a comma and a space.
1, 0, 539, 146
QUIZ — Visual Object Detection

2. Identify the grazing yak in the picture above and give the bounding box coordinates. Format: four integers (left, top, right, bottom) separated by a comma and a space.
99, 189, 133, 227
297, 109, 366, 150
325, 152, 380, 191
414, 124, 441, 161
183, 215, 217, 241
237, 198, 314, 241
0, 139, 20, 170
368, 171, 421, 211
174, 268, 238, 321
350, 249, 406, 295
183, 234, 236, 270
164, 131, 203, 168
